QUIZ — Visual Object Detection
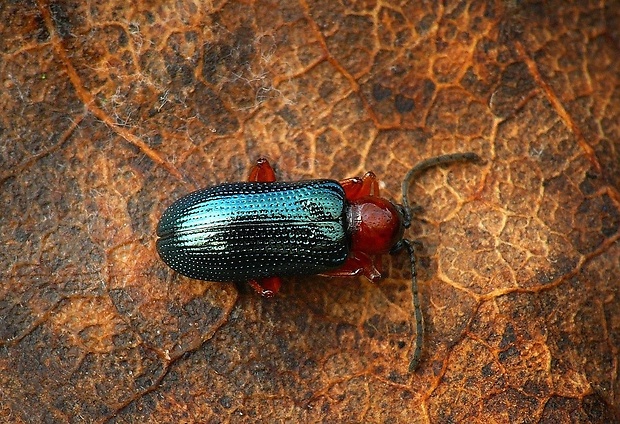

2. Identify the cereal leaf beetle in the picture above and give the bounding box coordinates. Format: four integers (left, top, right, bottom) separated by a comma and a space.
156, 153, 481, 371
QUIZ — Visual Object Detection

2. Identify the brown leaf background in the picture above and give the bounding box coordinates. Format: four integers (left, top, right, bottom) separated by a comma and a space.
1, 1, 619, 423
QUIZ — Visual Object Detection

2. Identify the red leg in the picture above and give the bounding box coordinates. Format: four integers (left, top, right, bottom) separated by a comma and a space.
373, 254, 383, 276
339, 171, 379, 200
320, 251, 382, 282
248, 157, 277, 182
248, 277, 282, 298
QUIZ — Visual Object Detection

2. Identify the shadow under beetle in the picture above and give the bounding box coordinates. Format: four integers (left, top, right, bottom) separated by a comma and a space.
156, 153, 481, 372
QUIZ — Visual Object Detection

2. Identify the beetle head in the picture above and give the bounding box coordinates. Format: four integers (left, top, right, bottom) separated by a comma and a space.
346, 197, 405, 255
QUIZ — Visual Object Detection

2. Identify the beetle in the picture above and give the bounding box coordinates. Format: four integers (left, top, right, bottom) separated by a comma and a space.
156, 153, 481, 371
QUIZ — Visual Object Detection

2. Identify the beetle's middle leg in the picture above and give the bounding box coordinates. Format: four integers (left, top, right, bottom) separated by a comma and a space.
248, 276, 282, 298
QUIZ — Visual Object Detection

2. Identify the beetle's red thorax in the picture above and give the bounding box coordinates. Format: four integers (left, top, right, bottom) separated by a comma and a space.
347, 197, 404, 255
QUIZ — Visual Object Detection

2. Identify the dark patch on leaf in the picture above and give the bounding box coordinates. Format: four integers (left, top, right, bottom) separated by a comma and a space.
489, 62, 536, 117
277, 106, 300, 127
202, 26, 256, 84
498, 346, 520, 363
187, 83, 239, 134
416, 13, 436, 34
372, 83, 392, 101
481, 362, 494, 377
499, 322, 516, 349
394, 94, 415, 113
49, 2, 72, 38
583, 393, 620, 422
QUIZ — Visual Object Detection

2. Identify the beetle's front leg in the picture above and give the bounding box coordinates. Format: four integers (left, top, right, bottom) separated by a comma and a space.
320, 251, 382, 282
248, 277, 282, 298
248, 157, 277, 182
339, 172, 379, 200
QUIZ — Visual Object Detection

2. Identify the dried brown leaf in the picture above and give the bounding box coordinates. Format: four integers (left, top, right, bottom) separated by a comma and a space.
1, 1, 619, 423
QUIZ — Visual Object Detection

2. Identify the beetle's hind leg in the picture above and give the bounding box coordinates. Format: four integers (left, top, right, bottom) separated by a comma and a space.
249, 157, 277, 182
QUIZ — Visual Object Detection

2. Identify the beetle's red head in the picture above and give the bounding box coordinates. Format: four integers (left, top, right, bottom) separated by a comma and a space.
346, 197, 405, 255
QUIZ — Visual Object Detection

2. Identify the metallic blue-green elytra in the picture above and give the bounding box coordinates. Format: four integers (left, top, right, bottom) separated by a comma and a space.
156, 180, 349, 281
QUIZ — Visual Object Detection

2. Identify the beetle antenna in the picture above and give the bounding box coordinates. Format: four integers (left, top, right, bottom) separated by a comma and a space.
400, 239, 423, 372
401, 152, 481, 227
400, 152, 481, 372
